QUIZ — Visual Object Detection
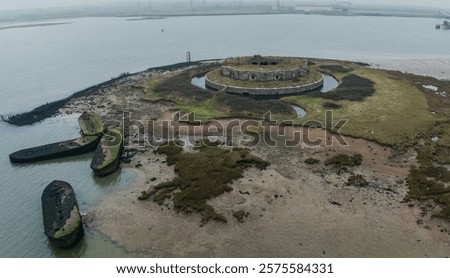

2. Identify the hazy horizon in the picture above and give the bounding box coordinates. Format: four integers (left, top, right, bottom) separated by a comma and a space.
1, 0, 450, 12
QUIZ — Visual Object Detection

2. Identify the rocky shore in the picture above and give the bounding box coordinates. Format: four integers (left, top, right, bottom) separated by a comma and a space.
4, 60, 208, 126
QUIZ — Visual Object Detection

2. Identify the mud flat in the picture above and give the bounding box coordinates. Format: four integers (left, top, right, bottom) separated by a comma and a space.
367, 58, 450, 80
18, 58, 450, 257
87, 127, 450, 257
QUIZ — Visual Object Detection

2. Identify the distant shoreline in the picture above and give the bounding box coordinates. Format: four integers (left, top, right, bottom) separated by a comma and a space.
0, 22, 72, 31
0, 8, 447, 26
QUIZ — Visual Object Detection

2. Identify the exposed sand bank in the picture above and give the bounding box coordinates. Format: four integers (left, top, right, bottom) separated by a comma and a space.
86, 124, 450, 257
55, 60, 450, 257
367, 58, 450, 81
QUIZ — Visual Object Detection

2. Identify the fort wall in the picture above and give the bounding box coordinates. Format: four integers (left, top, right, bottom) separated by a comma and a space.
205, 74, 324, 95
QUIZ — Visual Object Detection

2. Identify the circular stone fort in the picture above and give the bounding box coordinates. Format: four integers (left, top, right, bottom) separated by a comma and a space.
205, 55, 324, 95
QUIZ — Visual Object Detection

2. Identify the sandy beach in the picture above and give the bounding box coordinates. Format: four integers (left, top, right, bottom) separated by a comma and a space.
58, 59, 450, 257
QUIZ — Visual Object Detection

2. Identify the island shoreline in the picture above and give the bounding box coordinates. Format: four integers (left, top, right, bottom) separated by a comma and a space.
3, 60, 215, 126
6, 56, 450, 128
11, 56, 448, 257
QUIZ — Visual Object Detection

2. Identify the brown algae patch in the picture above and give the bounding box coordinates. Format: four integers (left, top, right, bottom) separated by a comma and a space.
139, 141, 270, 224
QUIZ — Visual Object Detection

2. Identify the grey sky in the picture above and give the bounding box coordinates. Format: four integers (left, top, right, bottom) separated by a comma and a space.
1, 0, 450, 11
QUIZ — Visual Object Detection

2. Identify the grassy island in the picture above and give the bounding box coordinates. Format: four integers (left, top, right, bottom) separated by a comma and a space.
136, 57, 450, 220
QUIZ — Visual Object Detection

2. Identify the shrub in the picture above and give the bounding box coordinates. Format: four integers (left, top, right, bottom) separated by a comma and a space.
144, 144, 270, 224
304, 158, 320, 164
407, 143, 450, 220
346, 174, 369, 187
233, 210, 249, 222
325, 153, 363, 167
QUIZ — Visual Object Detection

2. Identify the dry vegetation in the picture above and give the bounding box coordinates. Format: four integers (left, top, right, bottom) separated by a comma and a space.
139, 141, 270, 224
407, 141, 450, 220
140, 58, 450, 221
325, 153, 363, 167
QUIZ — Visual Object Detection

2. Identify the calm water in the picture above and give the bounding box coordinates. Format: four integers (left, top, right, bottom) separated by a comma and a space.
190, 74, 339, 117
1, 14, 449, 257
0, 114, 136, 257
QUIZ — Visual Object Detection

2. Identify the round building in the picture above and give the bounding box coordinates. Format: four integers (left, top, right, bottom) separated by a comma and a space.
205, 56, 324, 95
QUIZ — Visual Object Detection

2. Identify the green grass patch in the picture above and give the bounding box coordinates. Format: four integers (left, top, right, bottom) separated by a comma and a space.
142, 77, 167, 102
177, 99, 229, 121
148, 67, 295, 121
282, 95, 327, 115
437, 122, 450, 148
322, 101, 342, 109
212, 92, 295, 119
283, 68, 441, 148
146, 60, 444, 149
